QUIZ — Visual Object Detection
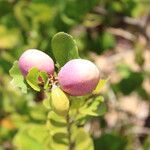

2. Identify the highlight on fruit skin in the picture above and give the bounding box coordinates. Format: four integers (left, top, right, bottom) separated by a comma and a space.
18, 49, 54, 76
51, 85, 70, 116
58, 59, 100, 96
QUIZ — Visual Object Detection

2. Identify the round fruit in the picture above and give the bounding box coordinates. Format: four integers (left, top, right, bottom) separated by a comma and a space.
18, 49, 54, 76
51, 86, 69, 116
58, 59, 100, 96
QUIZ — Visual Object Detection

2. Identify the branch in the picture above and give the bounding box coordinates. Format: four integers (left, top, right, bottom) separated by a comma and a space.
106, 27, 136, 41
66, 113, 74, 150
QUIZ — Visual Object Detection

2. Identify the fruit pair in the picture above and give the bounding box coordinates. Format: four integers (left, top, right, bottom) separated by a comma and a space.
18, 49, 100, 115
19, 49, 100, 96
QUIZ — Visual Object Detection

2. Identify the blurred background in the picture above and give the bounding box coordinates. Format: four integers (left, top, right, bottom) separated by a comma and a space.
0, 0, 150, 150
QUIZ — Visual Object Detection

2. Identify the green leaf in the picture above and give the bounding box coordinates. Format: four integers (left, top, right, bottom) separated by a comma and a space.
49, 134, 68, 150
74, 128, 94, 150
13, 124, 49, 150
27, 124, 49, 144
26, 68, 40, 91
79, 96, 106, 116
144, 137, 150, 150
117, 72, 144, 95
43, 98, 51, 109
64, 0, 99, 22
0, 25, 20, 49
29, 104, 47, 121
47, 111, 67, 135
39, 71, 49, 90
53, 132, 68, 145
43, 92, 51, 110
70, 95, 88, 109
9, 61, 27, 93
117, 63, 131, 78
99, 32, 116, 52
28, 3, 56, 23
61, 13, 76, 25
51, 32, 79, 66
46, 111, 68, 150
13, 130, 43, 150
39, 71, 48, 83
93, 78, 109, 94
94, 133, 127, 150
97, 102, 107, 116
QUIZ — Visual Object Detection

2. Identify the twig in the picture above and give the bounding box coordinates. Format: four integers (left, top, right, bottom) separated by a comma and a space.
126, 126, 150, 135
66, 113, 73, 150
106, 27, 136, 41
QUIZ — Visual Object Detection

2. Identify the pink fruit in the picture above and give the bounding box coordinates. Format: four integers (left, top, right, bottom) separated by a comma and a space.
58, 59, 100, 96
18, 49, 54, 76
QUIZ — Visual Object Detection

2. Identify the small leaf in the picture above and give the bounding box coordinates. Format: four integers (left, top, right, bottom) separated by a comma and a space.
9, 61, 27, 93
43, 92, 51, 110
39, 71, 49, 90
79, 96, 105, 116
13, 124, 49, 150
47, 111, 67, 135
93, 78, 109, 94
29, 104, 47, 121
43, 98, 51, 109
26, 68, 40, 91
51, 32, 79, 66
97, 102, 107, 116
53, 133, 68, 145
70, 95, 88, 109
39, 71, 48, 83
49, 134, 68, 150
74, 128, 94, 150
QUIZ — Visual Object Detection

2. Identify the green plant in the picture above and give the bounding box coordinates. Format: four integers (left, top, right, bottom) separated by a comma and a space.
9, 32, 107, 150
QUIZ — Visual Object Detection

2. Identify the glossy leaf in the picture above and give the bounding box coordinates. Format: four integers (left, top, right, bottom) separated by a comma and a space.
9, 61, 27, 93
26, 68, 40, 92
51, 32, 79, 66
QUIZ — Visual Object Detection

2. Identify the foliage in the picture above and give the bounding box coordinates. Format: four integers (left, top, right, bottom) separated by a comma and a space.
0, 0, 150, 150
51, 32, 79, 66
9, 32, 107, 150
9, 61, 27, 93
